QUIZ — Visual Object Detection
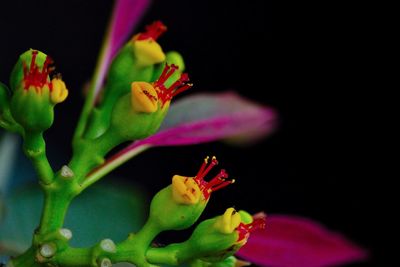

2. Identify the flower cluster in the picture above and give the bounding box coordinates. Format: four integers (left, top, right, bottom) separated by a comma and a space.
0, 1, 367, 267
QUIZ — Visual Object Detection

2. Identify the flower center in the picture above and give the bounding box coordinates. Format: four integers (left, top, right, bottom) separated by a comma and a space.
23, 50, 54, 91
136, 20, 167, 41
193, 156, 235, 200
154, 63, 192, 107
236, 216, 266, 242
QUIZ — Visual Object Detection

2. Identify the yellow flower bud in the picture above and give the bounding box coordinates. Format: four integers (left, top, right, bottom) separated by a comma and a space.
50, 78, 68, 104
214, 207, 242, 234
172, 175, 201, 205
130, 82, 158, 113
133, 38, 166, 66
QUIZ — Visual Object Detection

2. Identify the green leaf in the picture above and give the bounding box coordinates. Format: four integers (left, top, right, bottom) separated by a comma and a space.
0, 181, 148, 255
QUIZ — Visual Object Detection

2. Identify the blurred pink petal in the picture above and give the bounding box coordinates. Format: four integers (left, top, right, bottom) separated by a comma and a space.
93, 0, 150, 98
142, 91, 277, 146
91, 92, 276, 178
236, 215, 368, 267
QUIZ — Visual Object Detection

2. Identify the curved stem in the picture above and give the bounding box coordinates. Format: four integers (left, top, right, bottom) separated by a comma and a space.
82, 144, 150, 190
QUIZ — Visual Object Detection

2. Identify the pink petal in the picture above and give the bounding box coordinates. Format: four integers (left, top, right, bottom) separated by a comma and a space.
109, 0, 150, 57
236, 215, 368, 267
143, 91, 277, 146
93, 0, 150, 98
91, 92, 276, 178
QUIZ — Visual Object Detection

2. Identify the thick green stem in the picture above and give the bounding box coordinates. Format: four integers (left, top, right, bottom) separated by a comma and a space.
70, 130, 122, 185
37, 187, 75, 235
146, 245, 180, 265
10, 247, 42, 267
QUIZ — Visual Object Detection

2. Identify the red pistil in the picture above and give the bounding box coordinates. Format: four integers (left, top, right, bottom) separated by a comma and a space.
236, 216, 267, 242
136, 21, 167, 41
154, 63, 192, 107
23, 50, 54, 91
193, 157, 234, 200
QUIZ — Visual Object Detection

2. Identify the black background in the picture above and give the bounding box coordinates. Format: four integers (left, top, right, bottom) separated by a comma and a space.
0, 1, 387, 266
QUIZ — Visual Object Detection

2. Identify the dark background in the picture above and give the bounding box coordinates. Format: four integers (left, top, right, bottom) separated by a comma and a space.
0, 1, 386, 266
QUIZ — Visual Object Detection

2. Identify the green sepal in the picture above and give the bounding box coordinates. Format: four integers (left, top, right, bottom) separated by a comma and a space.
109, 93, 167, 141
148, 185, 207, 231
152, 51, 185, 87
10, 86, 54, 132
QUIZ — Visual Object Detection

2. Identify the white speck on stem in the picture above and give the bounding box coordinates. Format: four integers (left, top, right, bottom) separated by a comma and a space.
40, 243, 55, 258
100, 239, 116, 253
100, 258, 112, 267
61, 165, 74, 178
59, 228, 72, 240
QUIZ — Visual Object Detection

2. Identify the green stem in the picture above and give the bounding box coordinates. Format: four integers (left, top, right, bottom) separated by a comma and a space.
10, 247, 42, 267
70, 130, 123, 185
55, 227, 179, 267
37, 186, 75, 235
72, 0, 115, 145
23, 132, 54, 185
146, 245, 181, 265
82, 144, 150, 190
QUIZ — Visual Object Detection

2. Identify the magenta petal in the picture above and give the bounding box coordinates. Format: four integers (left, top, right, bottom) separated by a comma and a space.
109, 0, 150, 57
93, 0, 150, 98
236, 215, 368, 267
139, 91, 277, 147
91, 92, 276, 179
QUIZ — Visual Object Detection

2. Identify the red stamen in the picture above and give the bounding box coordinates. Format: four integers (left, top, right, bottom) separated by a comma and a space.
196, 156, 210, 178
137, 21, 167, 41
23, 50, 54, 90
154, 63, 192, 107
195, 156, 218, 182
237, 216, 267, 242
192, 157, 233, 200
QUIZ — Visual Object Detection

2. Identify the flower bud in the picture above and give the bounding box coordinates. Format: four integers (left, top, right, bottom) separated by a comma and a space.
9, 49, 68, 133
109, 63, 192, 141
147, 157, 231, 232
176, 208, 266, 263
104, 21, 167, 108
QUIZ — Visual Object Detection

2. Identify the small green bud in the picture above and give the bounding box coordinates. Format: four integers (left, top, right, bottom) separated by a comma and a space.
103, 21, 167, 109
147, 157, 233, 231
9, 49, 68, 133
149, 185, 207, 231
110, 84, 167, 141
177, 209, 266, 263
151, 51, 186, 86
109, 63, 192, 142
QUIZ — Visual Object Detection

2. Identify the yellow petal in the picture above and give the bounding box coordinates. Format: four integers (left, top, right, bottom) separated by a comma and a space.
50, 78, 68, 104
172, 175, 201, 205
133, 39, 166, 66
131, 82, 158, 113
215, 207, 242, 234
